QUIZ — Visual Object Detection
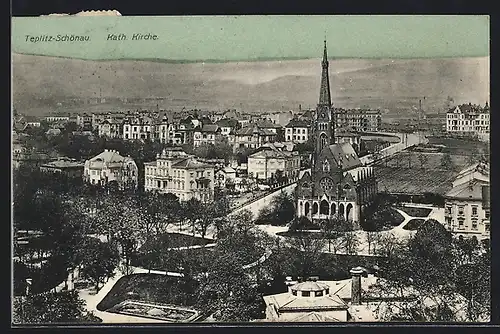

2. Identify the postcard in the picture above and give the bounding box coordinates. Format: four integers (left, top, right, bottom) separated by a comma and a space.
11, 15, 490, 326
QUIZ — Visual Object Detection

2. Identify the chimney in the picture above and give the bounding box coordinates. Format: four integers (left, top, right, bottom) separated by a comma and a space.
350, 267, 364, 305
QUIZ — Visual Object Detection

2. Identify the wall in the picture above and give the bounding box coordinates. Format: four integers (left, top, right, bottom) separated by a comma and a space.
230, 182, 297, 219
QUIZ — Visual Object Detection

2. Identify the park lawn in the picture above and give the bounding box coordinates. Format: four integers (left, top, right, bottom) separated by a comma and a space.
403, 219, 426, 231
398, 206, 432, 218
96, 273, 198, 312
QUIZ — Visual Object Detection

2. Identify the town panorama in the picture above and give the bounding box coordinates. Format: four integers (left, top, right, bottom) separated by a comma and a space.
12, 40, 490, 324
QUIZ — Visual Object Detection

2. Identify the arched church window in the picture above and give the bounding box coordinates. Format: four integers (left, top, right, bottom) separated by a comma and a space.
322, 160, 330, 172
343, 184, 351, 190
320, 133, 328, 150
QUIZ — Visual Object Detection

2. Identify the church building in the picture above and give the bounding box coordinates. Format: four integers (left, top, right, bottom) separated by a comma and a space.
295, 41, 377, 224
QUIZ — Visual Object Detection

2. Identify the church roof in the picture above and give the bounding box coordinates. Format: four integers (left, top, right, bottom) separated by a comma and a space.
327, 143, 362, 170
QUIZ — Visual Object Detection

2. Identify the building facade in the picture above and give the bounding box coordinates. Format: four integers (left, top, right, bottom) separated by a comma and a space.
335, 108, 382, 132
231, 125, 277, 150
444, 162, 490, 238
446, 103, 490, 141
83, 149, 138, 189
144, 148, 215, 202
295, 41, 377, 224
193, 124, 221, 147
285, 118, 311, 143
247, 146, 300, 183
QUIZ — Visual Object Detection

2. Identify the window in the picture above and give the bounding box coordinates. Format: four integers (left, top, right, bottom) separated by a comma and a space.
302, 291, 311, 297
485, 222, 490, 232
485, 210, 490, 219
458, 218, 465, 230
445, 205, 452, 215
315, 291, 323, 297
472, 206, 478, 216
292, 290, 297, 296
322, 160, 330, 172
458, 206, 465, 215
471, 219, 478, 230
157, 181, 161, 188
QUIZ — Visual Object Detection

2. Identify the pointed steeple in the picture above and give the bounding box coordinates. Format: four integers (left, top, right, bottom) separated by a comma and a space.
318, 40, 332, 107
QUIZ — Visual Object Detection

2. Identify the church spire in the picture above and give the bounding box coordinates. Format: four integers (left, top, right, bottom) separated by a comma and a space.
318, 39, 331, 107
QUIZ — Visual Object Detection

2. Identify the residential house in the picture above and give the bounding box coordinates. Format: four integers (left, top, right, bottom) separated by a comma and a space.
231, 124, 277, 150
122, 117, 154, 141
446, 102, 490, 141
24, 116, 41, 128
215, 166, 237, 189
144, 147, 214, 202
444, 162, 490, 238
285, 118, 311, 143
83, 149, 138, 189
39, 157, 84, 178
98, 119, 123, 138
247, 145, 300, 183
193, 124, 221, 147
216, 118, 240, 137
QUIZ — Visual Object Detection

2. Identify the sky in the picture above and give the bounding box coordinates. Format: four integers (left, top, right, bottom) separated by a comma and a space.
12, 15, 489, 61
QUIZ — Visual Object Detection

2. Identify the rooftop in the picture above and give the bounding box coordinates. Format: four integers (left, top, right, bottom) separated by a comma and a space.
285, 118, 311, 128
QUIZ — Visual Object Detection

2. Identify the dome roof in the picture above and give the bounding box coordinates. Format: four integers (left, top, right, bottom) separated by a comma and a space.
290, 281, 330, 292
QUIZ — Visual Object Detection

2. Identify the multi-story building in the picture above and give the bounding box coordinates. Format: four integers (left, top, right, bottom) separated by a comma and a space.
231, 125, 277, 150
295, 41, 377, 224
122, 117, 155, 141
83, 149, 138, 189
193, 124, 221, 147
144, 147, 215, 202
44, 113, 71, 123
285, 118, 311, 143
261, 110, 295, 128
76, 113, 92, 129
335, 108, 382, 132
247, 145, 300, 183
98, 119, 123, 138
444, 162, 490, 238
446, 102, 490, 141
216, 118, 240, 137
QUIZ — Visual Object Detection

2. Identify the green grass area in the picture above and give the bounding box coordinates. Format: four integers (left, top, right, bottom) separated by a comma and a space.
403, 219, 426, 231
96, 273, 198, 312
398, 206, 432, 218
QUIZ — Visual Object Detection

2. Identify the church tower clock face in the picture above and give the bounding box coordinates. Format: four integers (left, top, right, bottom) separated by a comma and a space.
320, 177, 334, 192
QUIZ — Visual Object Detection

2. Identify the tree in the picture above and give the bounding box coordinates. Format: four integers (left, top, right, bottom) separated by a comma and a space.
13, 291, 102, 324
366, 230, 382, 255
286, 233, 326, 278
79, 238, 120, 292
259, 191, 295, 226
440, 152, 454, 170
320, 215, 352, 254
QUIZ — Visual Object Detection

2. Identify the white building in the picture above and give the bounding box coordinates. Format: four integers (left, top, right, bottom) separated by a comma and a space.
83, 149, 138, 189
144, 148, 215, 203
285, 118, 311, 143
215, 166, 237, 189
446, 103, 490, 141
444, 162, 490, 238
247, 145, 300, 183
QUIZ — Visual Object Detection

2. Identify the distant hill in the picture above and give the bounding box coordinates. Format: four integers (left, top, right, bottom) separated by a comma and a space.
12, 53, 489, 116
